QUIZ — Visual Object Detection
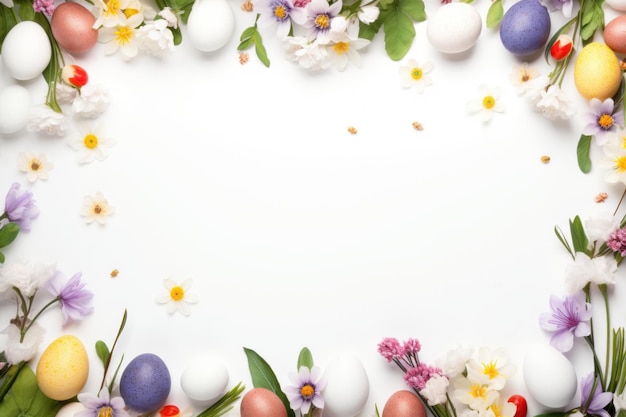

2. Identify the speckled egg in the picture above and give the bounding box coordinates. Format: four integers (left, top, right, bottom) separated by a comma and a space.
120, 353, 171, 414
51, 2, 98, 54
382, 390, 427, 417
574, 42, 622, 100
36, 335, 89, 401
499, 0, 551, 56
240, 387, 288, 417
426, 2, 482, 54
604, 15, 626, 54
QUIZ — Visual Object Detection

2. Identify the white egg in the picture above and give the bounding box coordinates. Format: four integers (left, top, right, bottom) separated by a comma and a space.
180, 353, 229, 405
605, 0, 626, 11
426, 3, 482, 54
186, 0, 235, 52
1, 21, 52, 81
55, 401, 87, 417
0, 85, 32, 135
322, 352, 369, 417
523, 344, 577, 408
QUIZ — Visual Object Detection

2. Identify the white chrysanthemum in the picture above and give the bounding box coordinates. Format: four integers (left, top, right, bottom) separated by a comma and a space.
0, 260, 56, 297
535, 84, 575, 120
2, 323, 45, 364
284, 36, 332, 71
26, 105, 67, 136
18, 152, 54, 183
56, 83, 78, 104
565, 252, 617, 293
155, 278, 199, 316
420, 374, 449, 406
584, 211, 620, 244
136, 19, 175, 57
435, 345, 473, 378
72, 83, 111, 118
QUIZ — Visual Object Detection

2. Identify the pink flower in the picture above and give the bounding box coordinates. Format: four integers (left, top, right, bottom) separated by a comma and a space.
378, 337, 403, 361
404, 363, 443, 390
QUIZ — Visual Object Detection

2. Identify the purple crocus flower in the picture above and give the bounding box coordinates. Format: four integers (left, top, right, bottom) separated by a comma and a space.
77, 390, 130, 417
541, 0, 574, 17
538, 291, 592, 352
582, 98, 624, 145
4, 182, 39, 232
285, 366, 326, 414
580, 373, 613, 417
46, 271, 94, 325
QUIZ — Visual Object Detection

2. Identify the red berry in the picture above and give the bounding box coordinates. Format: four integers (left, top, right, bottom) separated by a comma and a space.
159, 405, 181, 417
507, 395, 528, 417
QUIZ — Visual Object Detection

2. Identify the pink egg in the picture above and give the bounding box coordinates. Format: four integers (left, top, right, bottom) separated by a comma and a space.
51, 2, 98, 54
604, 14, 626, 54
382, 390, 427, 417
240, 388, 287, 417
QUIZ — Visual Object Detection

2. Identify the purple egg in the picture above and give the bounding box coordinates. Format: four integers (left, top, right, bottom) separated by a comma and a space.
120, 353, 171, 414
499, 0, 551, 56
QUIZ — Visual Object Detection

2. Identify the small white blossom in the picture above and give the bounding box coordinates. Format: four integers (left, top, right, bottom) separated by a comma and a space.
72, 83, 110, 118
158, 7, 179, 28
510, 62, 539, 95
585, 212, 620, 245
17, 152, 54, 183
80, 192, 115, 224
565, 252, 618, 293
284, 36, 332, 71
136, 20, 175, 57
435, 345, 473, 378
614, 393, 626, 412
0, 260, 56, 297
2, 323, 45, 364
55, 83, 78, 104
523, 75, 550, 106
26, 105, 68, 136
535, 84, 575, 120
420, 374, 449, 406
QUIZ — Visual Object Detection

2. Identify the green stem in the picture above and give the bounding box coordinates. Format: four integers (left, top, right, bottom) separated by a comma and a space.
21, 297, 60, 341
599, 284, 610, 387
0, 361, 25, 404
585, 335, 606, 390
99, 309, 127, 393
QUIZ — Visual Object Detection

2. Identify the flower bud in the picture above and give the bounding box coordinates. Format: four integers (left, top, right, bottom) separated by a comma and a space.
550, 34, 573, 61
61, 65, 88, 89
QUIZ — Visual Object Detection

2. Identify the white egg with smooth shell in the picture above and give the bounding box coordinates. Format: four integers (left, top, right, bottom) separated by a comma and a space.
180, 353, 229, 405
523, 344, 577, 408
426, 2, 482, 53
186, 0, 235, 52
55, 402, 87, 417
1, 21, 52, 80
322, 352, 369, 417
0, 85, 31, 134
605, 0, 626, 11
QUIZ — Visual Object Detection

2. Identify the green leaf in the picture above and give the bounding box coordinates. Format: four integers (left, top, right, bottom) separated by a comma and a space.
95, 340, 110, 366
14, 0, 35, 21
569, 215, 589, 254
383, 7, 416, 60
243, 348, 295, 417
252, 31, 270, 67
0, 223, 19, 249
171, 26, 182, 45
577, 134, 592, 173
0, 363, 65, 417
0, 3, 18, 48
240, 25, 257, 42
0, 252, 4, 264
554, 225, 574, 258
486, 0, 503, 28
297, 347, 314, 370
397, 0, 426, 22
196, 382, 245, 417
359, 11, 385, 40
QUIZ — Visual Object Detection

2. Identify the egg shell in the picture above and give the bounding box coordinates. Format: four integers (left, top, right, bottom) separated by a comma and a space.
499, 0, 551, 56
426, 3, 482, 54
36, 335, 89, 401
382, 390, 427, 417
523, 344, 577, 408
240, 387, 288, 417
604, 15, 626, 54
51, 2, 98, 54
322, 353, 369, 417
0, 85, 31, 135
120, 353, 172, 414
606, 0, 626, 11
574, 42, 622, 100
180, 353, 229, 404
186, 0, 235, 52
1, 21, 52, 81
55, 402, 87, 417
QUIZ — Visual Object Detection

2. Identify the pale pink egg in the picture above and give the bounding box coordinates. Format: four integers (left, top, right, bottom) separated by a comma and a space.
382, 390, 427, 417
604, 15, 626, 54
51, 2, 98, 54
240, 388, 288, 417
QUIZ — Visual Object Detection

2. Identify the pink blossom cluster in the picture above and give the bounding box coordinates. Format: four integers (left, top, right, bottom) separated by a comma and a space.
608, 228, 626, 256
404, 363, 444, 390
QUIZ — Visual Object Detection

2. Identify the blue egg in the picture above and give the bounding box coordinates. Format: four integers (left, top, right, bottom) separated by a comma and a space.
499, 0, 551, 56
120, 353, 171, 414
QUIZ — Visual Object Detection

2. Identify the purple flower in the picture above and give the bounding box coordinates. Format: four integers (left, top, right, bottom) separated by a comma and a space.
4, 183, 39, 232
285, 366, 326, 414
580, 373, 613, 417
582, 98, 624, 145
46, 271, 94, 325
404, 363, 443, 390
607, 228, 626, 256
77, 390, 129, 417
378, 337, 403, 361
538, 291, 592, 352
541, 0, 574, 17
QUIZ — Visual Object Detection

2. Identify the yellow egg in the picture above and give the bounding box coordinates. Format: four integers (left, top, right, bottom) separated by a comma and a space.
36, 335, 89, 401
574, 42, 622, 101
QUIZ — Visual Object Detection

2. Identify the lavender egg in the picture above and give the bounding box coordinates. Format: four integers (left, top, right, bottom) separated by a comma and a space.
120, 353, 171, 414
499, 0, 550, 56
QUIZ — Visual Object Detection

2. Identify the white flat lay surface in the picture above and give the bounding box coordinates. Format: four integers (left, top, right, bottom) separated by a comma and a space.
1, 0, 625, 416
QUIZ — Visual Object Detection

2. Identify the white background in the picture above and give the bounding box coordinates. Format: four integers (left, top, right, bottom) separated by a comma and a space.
1, 0, 625, 416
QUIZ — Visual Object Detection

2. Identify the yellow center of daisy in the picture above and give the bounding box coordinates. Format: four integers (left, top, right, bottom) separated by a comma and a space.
300, 384, 314, 398
489, 404, 503, 417
170, 286, 185, 301
315, 14, 329, 29
333, 42, 349, 55
469, 384, 487, 399
411, 67, 423, 80
482, 361, 499, 379
115, 26, 134, 45
599, 114, 614, 129
84, 134, 99, 149
30, 159, 41, 171
97, 406, 113, 417
104, 0, 121, 16
124, 8, 139, 17
482, 96, 495, 109
615, 156, 626, 172
274, 5, 286, 18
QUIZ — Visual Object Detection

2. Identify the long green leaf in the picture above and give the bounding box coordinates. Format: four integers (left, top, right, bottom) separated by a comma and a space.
243, 347, 295, 417
554, 225, 574, 258
577, 134, 592, 173
0, 3, 18, 48
297, 347, 314, 370
569, 216, 589, 254
0, 223, 19, 249
383, 7, 416, 60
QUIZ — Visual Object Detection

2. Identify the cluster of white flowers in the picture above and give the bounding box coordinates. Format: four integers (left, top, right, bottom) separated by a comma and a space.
256, 0, 378, 71
93, 0, 176, 60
